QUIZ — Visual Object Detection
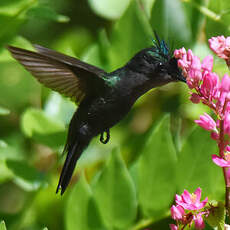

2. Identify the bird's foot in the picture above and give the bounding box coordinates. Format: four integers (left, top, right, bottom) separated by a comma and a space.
100, 129, 110, 144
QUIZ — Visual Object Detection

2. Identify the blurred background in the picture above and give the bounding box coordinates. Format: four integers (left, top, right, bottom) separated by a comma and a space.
0, 0, 229, 229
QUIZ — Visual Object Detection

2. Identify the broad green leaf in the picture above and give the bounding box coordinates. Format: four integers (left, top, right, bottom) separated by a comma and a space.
21, 108, 66, 148
140, 0, 156, 19
183, 0, 203, 40
53, 28, 93, 57
108, 0, 153, 69
205, 201, 225, 230
88, 0, 131, 20
93, 149, 137, 229
44, 92, 75, 126
6, 159, 47, 191
0, 0, 37, 47
82, 29, 111, 71
26, 6, 69, 23
42, 228, 48, 230
176, 127, 224, 200
0, 160, 14, 183
66, 175, 105, 230
0, 59, 41, 111
0, 106, 9, 115
150, 0, 191, 47
0, 141, 24, 161
0, 221, 6, 230
0, 0, 37, 15
206, 0, 230, 38
0, 14, 24, 47
0, 36, 33, 62
138, 115, 177, 217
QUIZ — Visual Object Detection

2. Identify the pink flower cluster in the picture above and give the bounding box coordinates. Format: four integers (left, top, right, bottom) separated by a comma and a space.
209, 36, 230, 66
174, 37, 230, 171
170, 188, 208, 230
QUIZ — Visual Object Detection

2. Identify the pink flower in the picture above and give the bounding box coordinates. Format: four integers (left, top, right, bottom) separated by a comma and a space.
174, 47, 186, 59
190, 93, 201, 104
224, 113, 230, 135
169, 224, 178, 230
212, 154, 230, 167
227, 168, 230, 180
195, 113, 216, 131
175, 188, 208, 210
171, 205, 185, 220
226, 145, 230, 152
193, 213, 205, 229
187, 56, 202, 89
200, 72, 219, 100
220, 74, 230, 92
211, 131, 219, 140
209, 36, 230, 60
201, 55, 213, 72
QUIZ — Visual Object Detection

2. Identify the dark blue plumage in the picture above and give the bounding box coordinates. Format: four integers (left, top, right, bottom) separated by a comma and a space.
7, 33, 186, 195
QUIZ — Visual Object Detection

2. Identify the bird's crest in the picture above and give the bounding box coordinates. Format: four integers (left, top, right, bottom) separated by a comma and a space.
149, 31, 172, 63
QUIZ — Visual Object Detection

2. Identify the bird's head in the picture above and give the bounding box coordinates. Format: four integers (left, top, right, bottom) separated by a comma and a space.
127, 32, 186, 86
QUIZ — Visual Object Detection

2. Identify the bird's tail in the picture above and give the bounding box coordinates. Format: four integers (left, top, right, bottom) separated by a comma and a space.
56, 138, 90, 195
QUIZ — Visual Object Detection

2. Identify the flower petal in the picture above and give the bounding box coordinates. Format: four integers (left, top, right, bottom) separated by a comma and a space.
212, 154, 230, 167
194, 187, 201, 201
169, 224, 178, 230
194, 214, 205, 229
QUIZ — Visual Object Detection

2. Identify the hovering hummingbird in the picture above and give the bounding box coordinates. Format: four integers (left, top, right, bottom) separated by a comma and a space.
7, 33, 186, 195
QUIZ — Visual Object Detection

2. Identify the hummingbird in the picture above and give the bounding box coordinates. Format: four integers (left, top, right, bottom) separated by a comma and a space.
7, 33, 186, 195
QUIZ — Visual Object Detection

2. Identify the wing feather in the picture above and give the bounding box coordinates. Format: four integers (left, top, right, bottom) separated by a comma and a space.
7, 46, 106, 103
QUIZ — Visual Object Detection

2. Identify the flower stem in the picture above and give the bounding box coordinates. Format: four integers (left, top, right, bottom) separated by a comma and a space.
219, 119, 230, 214
181, 0, 221, 21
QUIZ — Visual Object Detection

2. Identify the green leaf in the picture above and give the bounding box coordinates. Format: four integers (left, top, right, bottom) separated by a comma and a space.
0, 36, 33, 62
66, 175, 106, 230
150, 0, 192, 47
93, 149, 137, 229
42, 228, 48, 230
0, 14, 24, 47
0, 221, 6, 230
108, 0, 153, 69
183, 0, 204, 40
206, 0, 230, 38
44, 92, 76, 126
0, 160, 14, 183
138, 115, 177, 217
21, 108, 65, 136
0, 106, 9, 115
26, 6, 69, 23
6, 160, 47, 191
88, 0, 131, 20
176, 127, 224, 199
205, 201, 225, 230
140, 0, 156, 19
0, 0, 36, 15
0, 0, 37, 46
0, 141, 24, 161
21, 108, 66, 148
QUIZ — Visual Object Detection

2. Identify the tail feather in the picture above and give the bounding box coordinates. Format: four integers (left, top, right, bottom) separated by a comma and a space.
56, 141, 89, 195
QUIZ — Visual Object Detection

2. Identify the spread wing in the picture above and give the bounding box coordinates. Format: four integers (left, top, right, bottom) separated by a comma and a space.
7, 45, 107, 103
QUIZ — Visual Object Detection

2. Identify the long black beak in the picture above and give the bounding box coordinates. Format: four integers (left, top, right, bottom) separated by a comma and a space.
177, 72, 186, 83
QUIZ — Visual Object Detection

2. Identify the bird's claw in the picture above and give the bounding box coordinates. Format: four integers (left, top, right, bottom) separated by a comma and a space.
100, 129, 110, 144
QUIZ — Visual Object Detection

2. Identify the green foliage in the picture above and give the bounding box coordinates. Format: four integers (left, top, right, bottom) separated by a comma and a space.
206, 201, 226, 230
138, 115, 177, 217
66, 175, 105, 230
0, 221, 7, 230
0, 0, 230, 229
176, 127, 224, 199
0, 106, 10, 116
92, 149, 137, 229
